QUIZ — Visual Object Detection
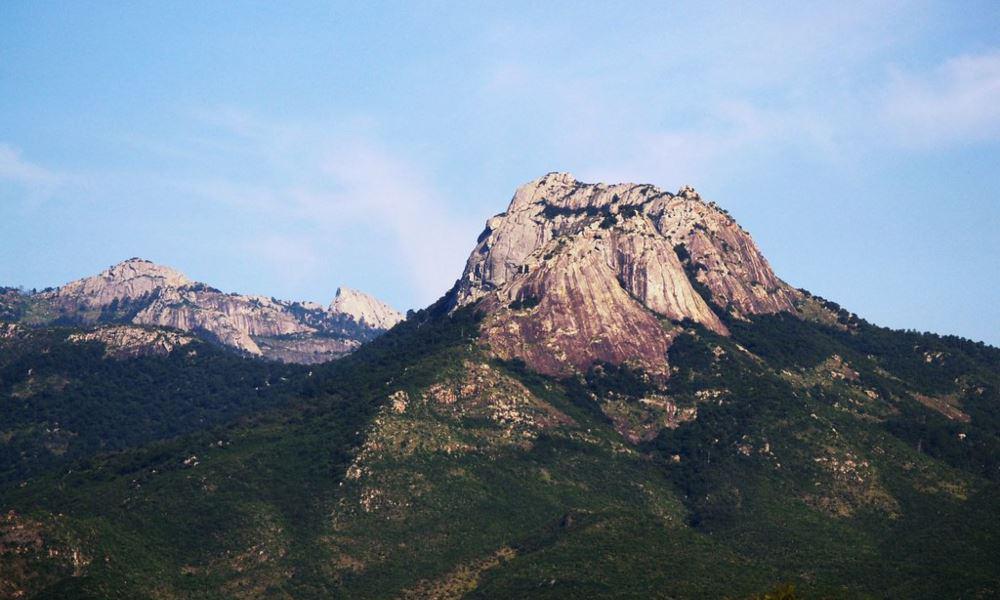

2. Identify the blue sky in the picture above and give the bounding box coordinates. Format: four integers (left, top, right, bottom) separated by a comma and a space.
1, 1, 998, 344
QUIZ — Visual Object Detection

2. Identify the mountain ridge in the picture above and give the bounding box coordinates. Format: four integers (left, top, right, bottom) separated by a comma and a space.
5, 257, 404, 364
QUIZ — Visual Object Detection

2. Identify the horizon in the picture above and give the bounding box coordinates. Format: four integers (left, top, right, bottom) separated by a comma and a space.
2, 2, 998, 345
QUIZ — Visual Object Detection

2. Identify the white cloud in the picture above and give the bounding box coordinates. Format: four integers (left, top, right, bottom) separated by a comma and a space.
0, 143, 61, 190
882, 50, 1000, 146
577, 101, 843, 188
318, 140, 476, 302
170, 113, 477, 306
471, 4, 888, 190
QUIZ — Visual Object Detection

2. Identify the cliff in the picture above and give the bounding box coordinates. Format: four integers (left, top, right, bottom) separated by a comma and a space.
454, 173, 803, 375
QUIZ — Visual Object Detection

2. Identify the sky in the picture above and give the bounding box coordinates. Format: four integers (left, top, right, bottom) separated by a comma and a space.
1, 1, 998, 345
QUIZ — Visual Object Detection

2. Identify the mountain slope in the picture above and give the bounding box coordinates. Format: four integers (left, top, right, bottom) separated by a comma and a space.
3, 304, 996, 599
7, 258, 403, 363
0, 322, 306, 488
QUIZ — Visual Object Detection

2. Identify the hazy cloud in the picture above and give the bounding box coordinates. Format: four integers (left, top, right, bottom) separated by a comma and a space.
319, 141, 476, 302
0, 143, 61, 190
580, 101, 843, 187
882, 49, 1000, 146
174, 111, 477, 306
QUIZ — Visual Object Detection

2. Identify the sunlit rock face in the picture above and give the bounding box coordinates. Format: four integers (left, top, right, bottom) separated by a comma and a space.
330, 287, 405, 330
41, 258, 191, 310
67, 325, 196, 359
27, 258, 402, 363
453, 172, 802, 376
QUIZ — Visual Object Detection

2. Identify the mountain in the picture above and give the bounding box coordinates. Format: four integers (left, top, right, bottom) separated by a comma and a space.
4, 258, 403, 364
453, 172, 801, 376
1, 175, 997, 599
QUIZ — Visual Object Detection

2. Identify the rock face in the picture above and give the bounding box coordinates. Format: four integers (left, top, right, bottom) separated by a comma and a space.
22, 258, 402, 363
331, 287, 405, 330
0, 288, 25, 321
0, 323, 22, 341
48, 260, 191, 308
453, 172, 802, 376
67, 325, 196, 359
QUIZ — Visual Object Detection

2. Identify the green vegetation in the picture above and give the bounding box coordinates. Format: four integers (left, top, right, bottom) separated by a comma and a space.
0, 329, 306, 486
539, 202, 615, 225
0, 287, 27, 321
93, 292, 155, 324
571, 361, 656, 401
1, 298, 998, 598
508, 295, 540, 311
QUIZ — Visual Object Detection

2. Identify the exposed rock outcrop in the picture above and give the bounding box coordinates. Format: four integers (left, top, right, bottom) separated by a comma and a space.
132, 288, 315, 356
254, 336, 361, 364
330, 287, 404, 330
18, 258, 401, 364
0, 288, 25, 321
453, 172, 803, 376
0, 323, 23, 341
45, 259, 190, 309
67, 325, 195, 359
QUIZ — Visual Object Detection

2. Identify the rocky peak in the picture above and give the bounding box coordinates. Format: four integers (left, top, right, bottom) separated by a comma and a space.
507, 172, 580, 211
331, 287, 404, 330
48, 258, 191, 306
107, 257, 189, 281
453, 174, 802, 376
21, 259, 402, 364
677, 185, 700, 200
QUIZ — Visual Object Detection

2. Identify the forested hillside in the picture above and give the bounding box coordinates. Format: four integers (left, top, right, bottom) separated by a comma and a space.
1, 298, 998, 598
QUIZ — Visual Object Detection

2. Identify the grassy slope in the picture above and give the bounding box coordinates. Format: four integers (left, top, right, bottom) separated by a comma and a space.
1, 307, 998, 599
